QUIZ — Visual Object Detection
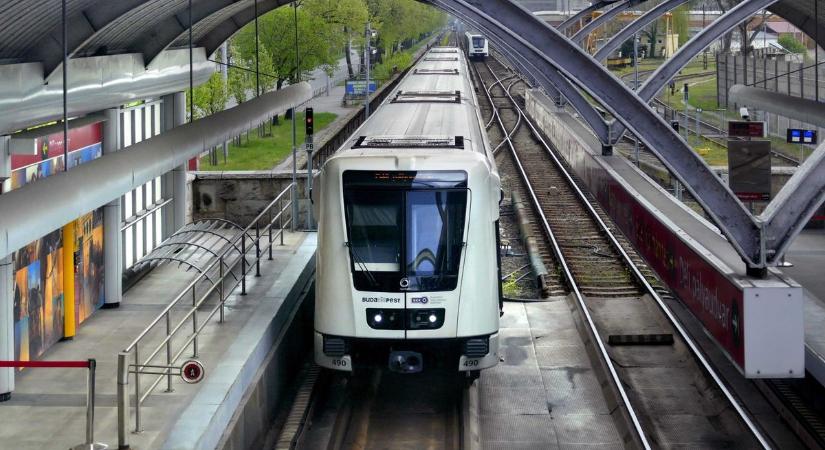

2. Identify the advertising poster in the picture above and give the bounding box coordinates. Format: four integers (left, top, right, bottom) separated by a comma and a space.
12, 231, 64, 363
7, 122, 104, 361
74, 210, 105, 324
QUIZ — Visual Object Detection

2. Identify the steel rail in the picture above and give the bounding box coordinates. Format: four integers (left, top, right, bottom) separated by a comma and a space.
475, 59, 651, 450
486, 55, 772, 449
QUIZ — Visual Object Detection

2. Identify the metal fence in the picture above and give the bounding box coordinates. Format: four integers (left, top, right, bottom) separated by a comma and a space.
116, 183, 294, 449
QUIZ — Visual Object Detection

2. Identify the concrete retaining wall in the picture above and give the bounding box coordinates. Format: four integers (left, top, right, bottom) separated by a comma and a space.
192, 171, 312, 228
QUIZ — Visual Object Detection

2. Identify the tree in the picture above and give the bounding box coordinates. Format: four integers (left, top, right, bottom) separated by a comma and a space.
227, 44, 251, 105
188, 72, 228, 119
672, 4, 690, 46
233, 4, 338, 90
778, 34, 807, 54
303, 0, 369, 78
640, 18, 661, 59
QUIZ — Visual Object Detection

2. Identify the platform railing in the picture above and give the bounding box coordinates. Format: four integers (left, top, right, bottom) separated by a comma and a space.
116, 183, 294, 449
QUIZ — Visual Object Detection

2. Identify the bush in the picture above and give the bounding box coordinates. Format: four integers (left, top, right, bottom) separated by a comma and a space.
778, 35, 807, 54
372, 52, 414, 83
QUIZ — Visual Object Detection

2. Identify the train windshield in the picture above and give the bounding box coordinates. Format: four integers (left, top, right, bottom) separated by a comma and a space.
343, 171, 468, 292
472, 37, 484, 48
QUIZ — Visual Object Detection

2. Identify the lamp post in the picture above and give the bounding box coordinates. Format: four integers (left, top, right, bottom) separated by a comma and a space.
365, 23, 374, 118
633, 33, 640, 166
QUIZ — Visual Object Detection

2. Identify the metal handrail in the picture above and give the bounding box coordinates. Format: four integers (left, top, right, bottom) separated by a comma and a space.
117, 183, 294, 449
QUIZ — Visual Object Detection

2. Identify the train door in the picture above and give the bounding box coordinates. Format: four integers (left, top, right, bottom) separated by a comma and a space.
403, 189, 469, 340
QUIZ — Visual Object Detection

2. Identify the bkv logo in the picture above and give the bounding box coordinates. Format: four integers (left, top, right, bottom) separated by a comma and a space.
411, 296, 429, 304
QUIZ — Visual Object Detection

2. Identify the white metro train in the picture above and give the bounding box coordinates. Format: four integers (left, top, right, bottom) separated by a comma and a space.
465, 32, 489, 59
312, 46, 502, 378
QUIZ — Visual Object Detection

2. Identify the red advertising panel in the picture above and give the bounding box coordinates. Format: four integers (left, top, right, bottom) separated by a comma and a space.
545, 112, 746, 368
596, 179, 745, 367
11, 123, 103, 170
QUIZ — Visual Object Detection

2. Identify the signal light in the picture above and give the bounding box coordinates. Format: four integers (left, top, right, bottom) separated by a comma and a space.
305, 107, 314, 135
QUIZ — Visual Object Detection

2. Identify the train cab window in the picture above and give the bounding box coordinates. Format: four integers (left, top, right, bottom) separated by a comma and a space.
405, 191, 467, 291
344, 190, 402, 292
343, 170, 469, 293
472, 37, 484, 48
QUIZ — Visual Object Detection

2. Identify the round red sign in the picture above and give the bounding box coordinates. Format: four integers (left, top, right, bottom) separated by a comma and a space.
181, 359, 205, 384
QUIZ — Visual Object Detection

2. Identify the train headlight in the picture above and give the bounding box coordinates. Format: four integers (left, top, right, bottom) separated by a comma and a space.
407, 309, 445, 330
366, 309, 403, 330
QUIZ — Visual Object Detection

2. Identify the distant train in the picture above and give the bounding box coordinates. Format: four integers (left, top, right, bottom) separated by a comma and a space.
312, 46, 501, 380
465, 32, 489, 60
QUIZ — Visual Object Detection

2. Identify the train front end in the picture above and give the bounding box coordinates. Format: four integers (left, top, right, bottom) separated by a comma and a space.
314, 153, 500, 376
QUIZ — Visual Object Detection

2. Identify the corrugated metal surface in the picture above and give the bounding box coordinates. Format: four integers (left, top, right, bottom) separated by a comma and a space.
0, 81, 312, 259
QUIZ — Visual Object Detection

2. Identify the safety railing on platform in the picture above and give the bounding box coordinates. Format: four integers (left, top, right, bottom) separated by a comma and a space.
116, 183, 294, 449
0, 359, 104, 450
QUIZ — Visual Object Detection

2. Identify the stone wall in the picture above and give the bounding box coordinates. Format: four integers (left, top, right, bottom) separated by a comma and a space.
192, 171, 312, 228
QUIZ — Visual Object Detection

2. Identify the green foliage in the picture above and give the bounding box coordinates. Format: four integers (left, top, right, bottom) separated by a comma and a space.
778, 35, 807, 54
366, 0, 447, 57
188, 72, 228, 120
672, 5, 690, 46
502, 275, 522, 298
199, 112, 336, 170
187, 1, 446, 121
372, 51, 413, 81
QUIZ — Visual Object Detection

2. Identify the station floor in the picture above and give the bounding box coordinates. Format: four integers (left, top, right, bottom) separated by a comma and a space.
0, 231, 314, 450
483, 298, 624, 449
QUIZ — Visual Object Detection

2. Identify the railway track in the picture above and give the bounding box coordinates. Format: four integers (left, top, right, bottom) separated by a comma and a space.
619, 68, 801, 167
475, 54, 771, 449
275, 368, 467, 450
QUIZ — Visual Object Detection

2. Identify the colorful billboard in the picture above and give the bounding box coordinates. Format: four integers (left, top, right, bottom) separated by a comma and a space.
8, 122, 105, 362
13, 231, 64, 362
74, 210, 105, 324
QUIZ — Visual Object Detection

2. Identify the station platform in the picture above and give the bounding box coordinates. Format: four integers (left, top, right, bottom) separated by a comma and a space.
0, 231, 316, 450
780, 230, 825, 384
603, 129, 825, 386
484, 298, 624, 449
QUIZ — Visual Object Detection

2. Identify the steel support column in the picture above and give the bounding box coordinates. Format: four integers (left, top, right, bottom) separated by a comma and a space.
102, 108, 122, 308
557, 1, 611, 34
635, 0, 779, 106
0, 256, 12, 400
432, 0, 762, 267
594, 0, 691, 62
456, 10, 612, 143
0, 136, 9, 189
571, 0, 631, 45
162, 92, 188, 234
761, 145, 825, 265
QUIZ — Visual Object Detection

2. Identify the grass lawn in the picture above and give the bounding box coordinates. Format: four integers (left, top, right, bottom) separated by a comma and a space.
611, 56, 716, 77
199, 111, 336, 171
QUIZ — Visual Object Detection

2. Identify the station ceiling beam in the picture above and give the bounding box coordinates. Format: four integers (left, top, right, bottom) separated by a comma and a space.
143, 0, 290, 68
430, 0, 765, 268
593, 0, 691, 62
29, 0, 149, 79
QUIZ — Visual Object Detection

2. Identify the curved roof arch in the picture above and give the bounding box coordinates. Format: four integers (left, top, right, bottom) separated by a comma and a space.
1, 0, 821, 80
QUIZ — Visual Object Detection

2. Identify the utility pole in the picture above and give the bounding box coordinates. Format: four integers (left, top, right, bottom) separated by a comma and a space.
291, 1, 299, 231
365, 22, 372, 118
683, 83, 689, 142
633, 33, 640, 166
